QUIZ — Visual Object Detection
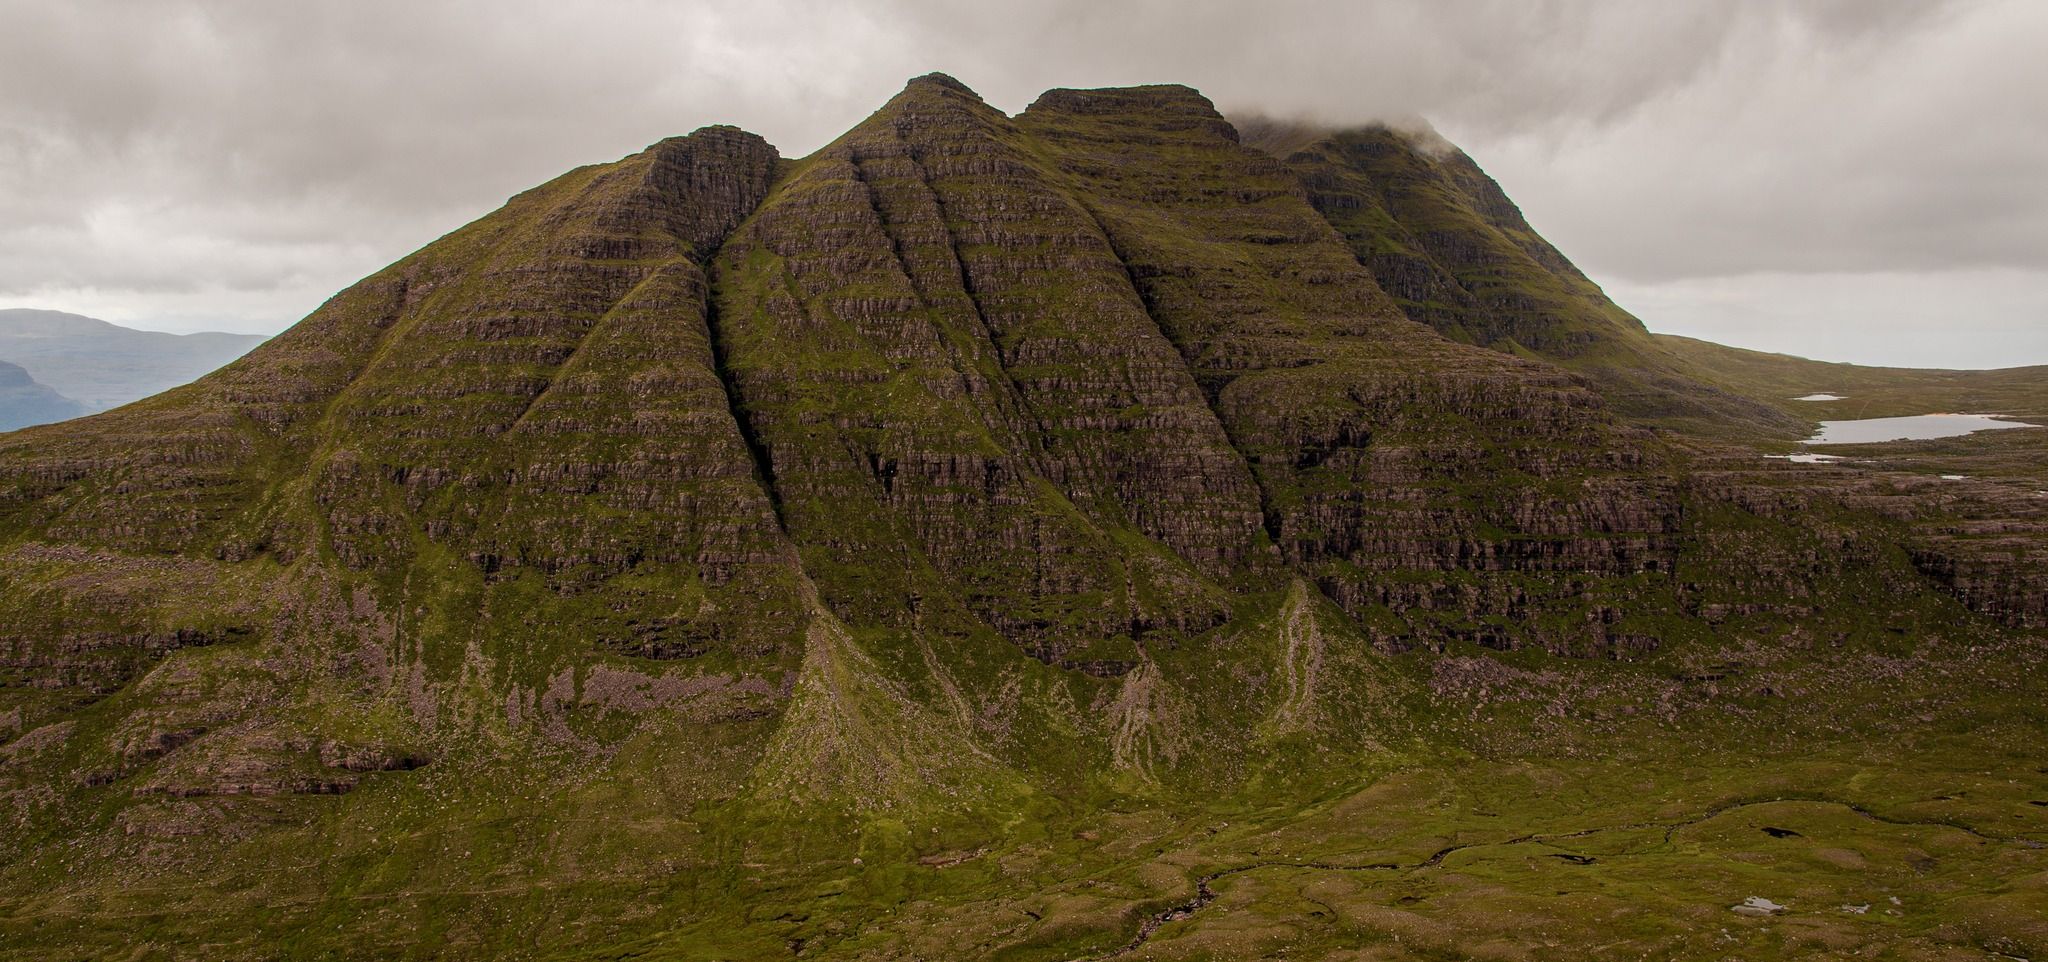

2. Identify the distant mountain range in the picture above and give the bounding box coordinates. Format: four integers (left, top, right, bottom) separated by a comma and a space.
0, 309, 267, 430
0, 359, 87, 431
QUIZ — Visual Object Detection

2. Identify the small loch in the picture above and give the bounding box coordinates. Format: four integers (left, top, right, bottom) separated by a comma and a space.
1804, 414, 2039, 445
1766, 453, 1847, 464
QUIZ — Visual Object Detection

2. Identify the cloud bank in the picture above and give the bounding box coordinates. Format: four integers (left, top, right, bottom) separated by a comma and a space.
0, 0, 2041, 365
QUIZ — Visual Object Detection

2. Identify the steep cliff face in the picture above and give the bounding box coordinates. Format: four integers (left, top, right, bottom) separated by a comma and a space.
1017, 86, 1687, 653
0, 75, 2042, 961
713, 76, 1265, 671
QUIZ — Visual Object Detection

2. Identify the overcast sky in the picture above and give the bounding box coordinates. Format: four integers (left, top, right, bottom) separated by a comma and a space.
1, 0, 2043, 368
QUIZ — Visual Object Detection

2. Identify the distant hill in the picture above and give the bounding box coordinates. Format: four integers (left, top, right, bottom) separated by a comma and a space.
0, 309, 266, 413
0, 358, 86, 431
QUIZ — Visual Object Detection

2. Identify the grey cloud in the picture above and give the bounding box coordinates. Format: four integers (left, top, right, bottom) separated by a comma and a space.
0, 0, 2041, 364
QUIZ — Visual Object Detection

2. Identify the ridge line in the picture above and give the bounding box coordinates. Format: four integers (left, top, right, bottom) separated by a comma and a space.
903, 141, 1061, 479
504, 258, 682, 434
701, 257, 786, 531
1052, 185, 1287, 549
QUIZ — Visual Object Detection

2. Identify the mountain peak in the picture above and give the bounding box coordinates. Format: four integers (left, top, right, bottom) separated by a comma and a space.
903, 71, 979, 98
1230, 114, 1336, 159
834, 72, 1005, 147
1027, 82, 1216, 116
1023, 83, 1237, 143
1233, 115, 1459, 162
877, 72, 989, 116
672, 123, 770, 147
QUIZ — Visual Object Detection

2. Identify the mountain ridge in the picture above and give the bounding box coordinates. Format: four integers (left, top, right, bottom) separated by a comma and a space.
1233, 117, 1816, 438
0, 74, 2043, 960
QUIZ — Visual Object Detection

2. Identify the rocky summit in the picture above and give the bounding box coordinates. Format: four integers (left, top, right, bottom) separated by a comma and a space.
1, 75, 2044, 961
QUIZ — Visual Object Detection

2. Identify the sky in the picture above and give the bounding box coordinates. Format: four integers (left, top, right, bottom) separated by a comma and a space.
0, 0, 2043, 368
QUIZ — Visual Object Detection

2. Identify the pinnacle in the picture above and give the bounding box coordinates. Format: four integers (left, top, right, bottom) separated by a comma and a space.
904, 72, 980, 99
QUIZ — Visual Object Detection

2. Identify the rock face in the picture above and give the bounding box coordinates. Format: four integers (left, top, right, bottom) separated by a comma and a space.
1015, 87, 1687, 656
714, 77, 1268, 667
0, 75, 2042, 957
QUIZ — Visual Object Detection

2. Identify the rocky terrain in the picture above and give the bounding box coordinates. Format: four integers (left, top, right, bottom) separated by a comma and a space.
0, 76, 2041, 961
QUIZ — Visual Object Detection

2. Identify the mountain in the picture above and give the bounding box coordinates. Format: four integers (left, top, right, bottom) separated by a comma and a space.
0, 360, 86, 431
1234, 117, 1818, 438
0, 309, 266, 413
0, 76, 2043, 960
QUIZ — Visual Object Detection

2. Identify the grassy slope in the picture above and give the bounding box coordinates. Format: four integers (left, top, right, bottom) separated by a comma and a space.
5, 629, 2038, 960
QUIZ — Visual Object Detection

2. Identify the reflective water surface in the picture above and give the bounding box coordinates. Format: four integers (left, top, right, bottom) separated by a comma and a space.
1805, 414, 2038, 445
